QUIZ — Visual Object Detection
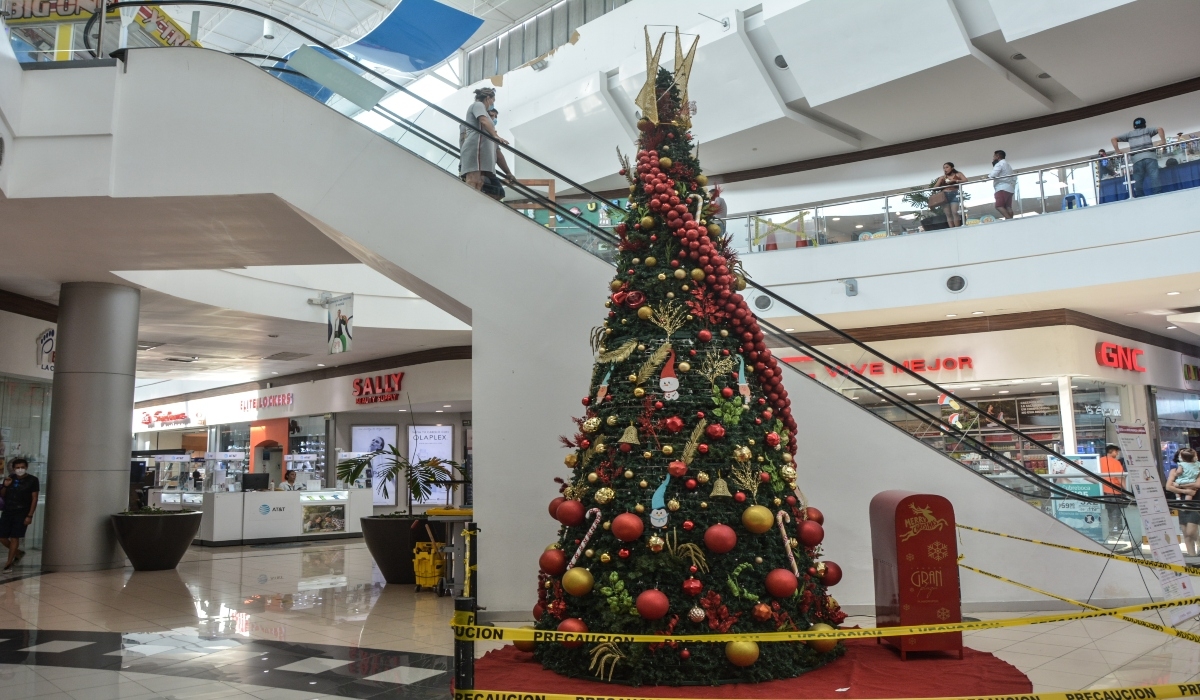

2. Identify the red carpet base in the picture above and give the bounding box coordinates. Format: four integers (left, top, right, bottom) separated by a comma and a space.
474, 641, 1031, 699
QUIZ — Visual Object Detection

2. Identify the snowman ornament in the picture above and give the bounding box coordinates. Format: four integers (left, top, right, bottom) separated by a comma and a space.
659, 349, 680, 401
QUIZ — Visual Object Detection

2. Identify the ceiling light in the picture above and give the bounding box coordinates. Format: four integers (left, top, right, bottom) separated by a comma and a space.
851, 396, 860, 400
998, 390, 1009, 394
969, 387, 981, 391
855, 224, 864, 229
832, 217, 841, 221
435, 410, 444, 413
317, 363, 325, 367
271, 372, 278, 375
1167, 291, 1181, 296
972, 311, 985, 315
906, 392, 917, 396
443, 405, 452, 408
1168, 325, 1178, 329
398, 409, 407, 412
946, 314, 957, 318
1071, 386, 1078, 389
785, 328, 795, 332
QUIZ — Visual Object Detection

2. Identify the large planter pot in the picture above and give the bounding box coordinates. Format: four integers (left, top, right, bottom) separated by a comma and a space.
111, 511, 202, 571
361, 517, 444, 585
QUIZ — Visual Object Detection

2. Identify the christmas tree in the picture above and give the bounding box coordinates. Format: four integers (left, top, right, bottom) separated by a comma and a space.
534, 31, 846, 686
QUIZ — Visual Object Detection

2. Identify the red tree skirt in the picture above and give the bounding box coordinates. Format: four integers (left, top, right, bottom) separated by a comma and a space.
474, 641, 1031, 699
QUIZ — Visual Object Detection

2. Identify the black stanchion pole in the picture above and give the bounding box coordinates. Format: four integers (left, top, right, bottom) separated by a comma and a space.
454, 596, 475, 693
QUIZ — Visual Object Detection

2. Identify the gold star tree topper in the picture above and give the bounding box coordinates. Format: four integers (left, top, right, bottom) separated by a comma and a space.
633, 27, 699, 127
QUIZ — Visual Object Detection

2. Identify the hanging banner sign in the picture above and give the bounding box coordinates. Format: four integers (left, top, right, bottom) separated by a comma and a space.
2, 1, 200, 47
36, 328, 55, 373
1115, 423, 1199, 626
326, 293, 354, 355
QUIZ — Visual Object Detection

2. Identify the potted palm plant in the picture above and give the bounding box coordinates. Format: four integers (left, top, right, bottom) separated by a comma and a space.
337, 444, 466, 584
111, 506, 203, 571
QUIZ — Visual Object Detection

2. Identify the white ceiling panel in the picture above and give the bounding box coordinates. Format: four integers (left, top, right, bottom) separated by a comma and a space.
987, 0, 1132, 43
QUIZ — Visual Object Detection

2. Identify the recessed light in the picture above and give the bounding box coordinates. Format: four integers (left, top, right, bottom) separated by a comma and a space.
1168, 325, 1178, 329
1167, 291, 1181, 296
1040, 382, 1052, 386
398, 409, 407, 412
1071, 386, 1078, 389
906, 392, 917, 396
874, 389, 884, 393
969, 387, 981, 391
971, 311, 985, 315
271, 371, 278, 375
998, 390, 1009, 394
855, 224, 864, 229
785, 328, 795, 332
851, 396, 860, 400
832, 217, 841, 221
435, 410, 444, 413
946, 314, 957, 318
317, 363, 325, 367
443, 404, 452, 408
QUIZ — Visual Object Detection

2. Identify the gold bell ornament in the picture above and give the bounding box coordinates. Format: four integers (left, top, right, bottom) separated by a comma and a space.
710, 473, 733, 498
619, 424, 640, 445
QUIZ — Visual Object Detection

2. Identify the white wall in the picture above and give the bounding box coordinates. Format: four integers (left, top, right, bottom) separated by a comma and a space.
0, 310, 54, 382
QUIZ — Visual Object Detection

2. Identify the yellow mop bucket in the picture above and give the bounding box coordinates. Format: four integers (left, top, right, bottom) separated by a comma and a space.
413, 541, 445, 588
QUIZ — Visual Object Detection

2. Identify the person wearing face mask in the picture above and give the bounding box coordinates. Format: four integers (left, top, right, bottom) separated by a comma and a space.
0, 458, 39, 570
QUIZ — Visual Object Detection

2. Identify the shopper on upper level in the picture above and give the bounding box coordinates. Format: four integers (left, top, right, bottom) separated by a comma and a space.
1096, 149, 1117, 178
1111, 117, 1165, 198
989, 150, 1016, 220
933, 162, 967, 227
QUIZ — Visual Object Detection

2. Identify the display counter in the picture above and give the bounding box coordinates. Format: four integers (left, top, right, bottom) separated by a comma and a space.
150, 488, 373, 546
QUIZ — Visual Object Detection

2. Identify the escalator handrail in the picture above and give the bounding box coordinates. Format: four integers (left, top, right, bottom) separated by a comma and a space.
87, 1, 623, 212
82, 3, 1140, 505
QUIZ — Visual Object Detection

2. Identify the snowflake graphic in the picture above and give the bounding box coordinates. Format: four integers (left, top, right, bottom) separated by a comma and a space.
927, 541, 949, 561
905, 553, 915, 562
902, 604, 911, 611
937, 607, 951, 621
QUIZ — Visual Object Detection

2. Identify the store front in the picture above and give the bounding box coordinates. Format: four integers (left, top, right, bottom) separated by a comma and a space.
132, 359, 471, 544
781, 325, 1188, 475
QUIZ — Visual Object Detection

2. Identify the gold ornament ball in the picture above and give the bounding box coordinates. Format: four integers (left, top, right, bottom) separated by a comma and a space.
690, 268, 705, 281
545, 542, 561, 551
585, 549, 595, 558
807, 623, 838, 653
604, 300, 611, 308
639, 480, 649, 488
637, 344, 646, 351
720, 329, 729, 337
637, 306, 653, 320
594, 442, 606, 452
700, 501, 709, 509
645, 256, 657, 267
673, 269, 687, 280
667, 292, 676, 299
696, 174, 708, 186
544, 580, 552, 589
688, 606, 706, 623
662, 445, 674, 456
816, 562, 827, 577
782, 453, 794, 464
602, 520, 611, 530
594, 487, 615, 504
781, 465, 798, 482
755, 557, 763, 564
648, 535, 665, 552
747, 439, 756, 446
707, 223, 721, 237
562, 567, 595, 596
681, 285, 689, 292
600, 553, 612, 563
789, 537, 799, 549
627, 373, 638, 382
586, 472, 599, 484
657, 273, 667, 281
634, 387, 646, 397
773, 498, 783, 506
640, 216, 655, 230
635, 503, 645, 513
659, 156, 673, 168
643, 451, 653, 459
725, 641, 760, 667
624, 470, 634, 479
678, 362, 691, 372
686, 314, 694, 321
607, 415, 619, 426
667, 499, 681, 512
610, 280, 623, 292
582, 417, 601, 433
514, 627, 537, 652
696, 472, 710, 484
631, 258, 640, 265
757, 456, 765, 463
735, 275, 748, 291
741, 505, 774, 534
564, 453, 578, 468
621, 319, 627, 324
732, 445, 752, 463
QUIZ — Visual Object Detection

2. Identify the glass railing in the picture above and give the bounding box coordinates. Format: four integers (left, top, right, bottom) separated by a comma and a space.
37, 2, 1183, 551
726, 137, 1200, 254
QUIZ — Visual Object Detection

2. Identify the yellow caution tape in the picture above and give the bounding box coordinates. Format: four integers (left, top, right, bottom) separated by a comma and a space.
451, 595, 1200, 644
957, 524, 1200, 577
958, 563, 1200, 645
455, 681, 1200, 700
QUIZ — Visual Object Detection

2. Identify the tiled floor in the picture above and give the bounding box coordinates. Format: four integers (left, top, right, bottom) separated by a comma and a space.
0, 540, 1195, 699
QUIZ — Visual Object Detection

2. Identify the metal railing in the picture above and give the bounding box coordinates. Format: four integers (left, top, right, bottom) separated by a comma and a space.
729, 137, 1200, 253
32, 2, 1188, 550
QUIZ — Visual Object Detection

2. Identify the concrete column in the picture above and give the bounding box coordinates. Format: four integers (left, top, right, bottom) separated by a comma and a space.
43, 282, 140, 572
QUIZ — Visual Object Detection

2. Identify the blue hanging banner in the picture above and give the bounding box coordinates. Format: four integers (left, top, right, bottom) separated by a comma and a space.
343, 0, 482, 73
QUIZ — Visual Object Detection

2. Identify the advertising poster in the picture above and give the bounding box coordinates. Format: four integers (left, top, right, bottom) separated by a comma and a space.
302, 504, 346, 533
352, 425, 398, 506
327, 293, 354, 354
1050, 482, 1105, 542
408, 425, 454, 505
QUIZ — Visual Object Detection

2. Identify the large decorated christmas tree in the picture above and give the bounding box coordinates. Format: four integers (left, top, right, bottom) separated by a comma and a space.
534, 31, 846, 686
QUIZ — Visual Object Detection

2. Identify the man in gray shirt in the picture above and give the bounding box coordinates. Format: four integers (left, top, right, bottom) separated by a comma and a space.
1111, 117, 1165, 197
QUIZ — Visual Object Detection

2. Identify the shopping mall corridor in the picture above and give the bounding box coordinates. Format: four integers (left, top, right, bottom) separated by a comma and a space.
0, 543, 1192, 698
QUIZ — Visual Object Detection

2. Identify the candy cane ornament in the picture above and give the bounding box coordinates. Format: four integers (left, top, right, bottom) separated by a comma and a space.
568, 508, 602, 568
777, 510, 799, 576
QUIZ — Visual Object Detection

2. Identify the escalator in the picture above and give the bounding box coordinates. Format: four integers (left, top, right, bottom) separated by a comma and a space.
9, 6, 1187, 608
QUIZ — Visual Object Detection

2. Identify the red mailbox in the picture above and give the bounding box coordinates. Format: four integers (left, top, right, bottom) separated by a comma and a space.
869, 490, 962, 660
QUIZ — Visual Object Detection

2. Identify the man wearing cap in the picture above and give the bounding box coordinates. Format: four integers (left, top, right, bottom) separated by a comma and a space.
460, 87, 508, 192
1112, 117, 1165, 197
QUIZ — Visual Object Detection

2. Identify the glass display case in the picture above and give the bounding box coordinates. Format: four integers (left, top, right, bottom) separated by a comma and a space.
288, 415, 327, 485
300, 490, 348, 533
203, 451, 248, 491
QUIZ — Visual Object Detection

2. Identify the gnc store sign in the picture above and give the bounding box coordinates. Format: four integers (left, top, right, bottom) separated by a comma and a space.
1095, 342, 1146, 373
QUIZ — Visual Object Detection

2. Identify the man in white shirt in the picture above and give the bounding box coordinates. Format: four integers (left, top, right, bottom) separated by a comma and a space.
989, 150, 1016, 219
278, 470, 301, 491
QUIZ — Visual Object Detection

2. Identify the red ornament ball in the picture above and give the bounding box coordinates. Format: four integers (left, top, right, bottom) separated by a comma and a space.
556, 500, 586, 527
689, 565, 698, 573
557, 618, 588, 648
612, 513, 645, 542
704, 523, 737, 553
786, 495, 797, 506
533, 603, 544, 619
765, 568, 799, 598
682, 520, 695, 530
618, 548, 631, 559
681, 577, 703, 596
721, 387, 734, 399
759, 471, 771, 483
733, 492, 747, 503
821, 561, 843, 586
752, 603, 773, 621
805, 507, 825, 525
620, 443, 632, 453
765, 432, 781, 448
538, 548, 567, 576
664, 416, 684, 433
668, 460, 688, 478
697, 329, 713, 342
581, 397, 590, 406
680, 649, 691, 660
579, 439, 591, 450
698, 443, 709, 454
636, 589, 670, 620
705, 424, 726, 440
548, 497, 565, 519
685, 478, 697, 490
798, 519, 825, 547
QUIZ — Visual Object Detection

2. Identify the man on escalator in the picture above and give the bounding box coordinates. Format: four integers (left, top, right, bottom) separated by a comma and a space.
1099, 444, 1127, 539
